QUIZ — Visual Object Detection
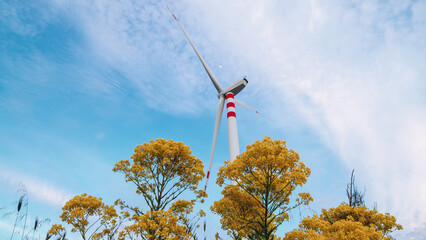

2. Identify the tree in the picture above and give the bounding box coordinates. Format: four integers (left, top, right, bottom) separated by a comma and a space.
117, 199, 205, 240
53, 193, 125, 240
118, 209, 189, 240
284, 169, 402, 240
211, 185, 263, 239
48, 224, 67, 240
283, 203, 403, 240
112, 139, 207, 239
168, 200, 206, 240
346, 169, 365, 207
212, 136, 313, 240
49, 139, 206, 240
113, 139, 206, 212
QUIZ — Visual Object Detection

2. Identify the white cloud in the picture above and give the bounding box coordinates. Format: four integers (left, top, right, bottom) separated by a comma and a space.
0, 1, 43, 36
172, 0, 426, 237
0, 220, 13, 235
34, 0, 426, 237
0, 168, 72, 207
47, 0, 217, 115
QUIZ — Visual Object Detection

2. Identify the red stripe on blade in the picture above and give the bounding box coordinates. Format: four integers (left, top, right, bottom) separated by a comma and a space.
226, 102, 235, 108
206, 171, 210, 178
227, 112, 236, 118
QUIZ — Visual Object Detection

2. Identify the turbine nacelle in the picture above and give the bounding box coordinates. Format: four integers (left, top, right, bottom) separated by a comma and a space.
218, 77, 248, 98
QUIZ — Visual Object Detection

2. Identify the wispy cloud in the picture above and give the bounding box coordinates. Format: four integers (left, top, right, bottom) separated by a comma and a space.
45, 0, 218, 115
0, 220, 13, 235
6, 0, 425, 237
0, 1, 49, 36
177, 0, 426, 237
0, 167, 72, 207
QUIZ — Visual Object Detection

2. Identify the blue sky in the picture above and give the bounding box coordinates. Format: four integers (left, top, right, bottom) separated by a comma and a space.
1, 0, 425, 239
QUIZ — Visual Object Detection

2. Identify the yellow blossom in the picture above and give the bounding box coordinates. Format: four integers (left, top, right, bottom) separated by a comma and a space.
213, 136, 312, 240
284, 203, 403, 240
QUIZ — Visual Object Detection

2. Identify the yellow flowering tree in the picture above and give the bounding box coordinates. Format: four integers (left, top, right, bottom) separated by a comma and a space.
283, 203, 403, 240
212, 136, 313, 240
168, 199, 206, 239
47, 224, 67, 239
118, 209, 190, 240
54, 193, 126, 240
117, 199, 206, 240
113, 139, 206, 212
112, 139, 206, 239
211, 186, 263, 239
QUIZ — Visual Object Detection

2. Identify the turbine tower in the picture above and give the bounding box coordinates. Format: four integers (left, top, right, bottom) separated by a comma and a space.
167, 7, 257, 191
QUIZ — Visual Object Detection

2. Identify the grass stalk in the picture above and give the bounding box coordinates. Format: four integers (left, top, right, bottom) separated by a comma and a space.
10, 196, 24, 240
21, 195, 28, 240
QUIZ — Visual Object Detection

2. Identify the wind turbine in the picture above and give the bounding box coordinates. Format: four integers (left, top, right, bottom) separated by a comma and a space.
167, 7, 257, 191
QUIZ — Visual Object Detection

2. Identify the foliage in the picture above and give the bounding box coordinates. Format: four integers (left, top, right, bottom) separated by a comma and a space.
212, 136, 312, 240
49, 139, 207, 240
56, 193, 125, 240
283, 203, 403, 240
169, 200, 206, 240
117, 199, 205, 240
118, 209, 190, 240
48, 224, 67, 239
12, 137, 404, 239
211, 186, 263, 239
113, 139, 206, 212
113, 139, 207, 239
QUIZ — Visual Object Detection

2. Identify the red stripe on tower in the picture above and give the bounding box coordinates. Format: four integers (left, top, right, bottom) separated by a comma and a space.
227, 102, 235, 108
227, 112, 236, 118
226, 93, 234, 99
204, 171, 210, 191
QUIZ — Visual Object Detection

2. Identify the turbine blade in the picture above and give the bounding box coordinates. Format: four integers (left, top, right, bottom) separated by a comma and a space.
205, 95, 225, 191
234, 98, 259, 114
166, 6, 223, 93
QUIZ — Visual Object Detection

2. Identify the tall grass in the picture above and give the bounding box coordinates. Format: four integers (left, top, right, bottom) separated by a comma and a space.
2, 190, 50, 240
10, 195, 26, 240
